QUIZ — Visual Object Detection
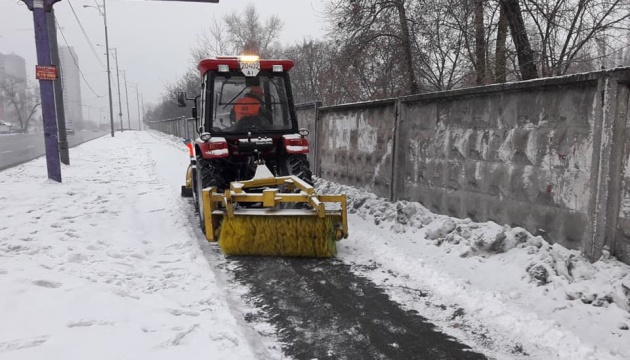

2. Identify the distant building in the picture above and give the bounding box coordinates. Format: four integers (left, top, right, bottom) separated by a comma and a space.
59, 46, 83, 130
0, 53, 27, 125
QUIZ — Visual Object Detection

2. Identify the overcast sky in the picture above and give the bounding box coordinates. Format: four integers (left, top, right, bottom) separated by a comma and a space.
0, 0, 327, 124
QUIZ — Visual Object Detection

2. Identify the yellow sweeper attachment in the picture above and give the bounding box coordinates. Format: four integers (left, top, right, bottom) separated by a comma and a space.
201, 168, 348, 258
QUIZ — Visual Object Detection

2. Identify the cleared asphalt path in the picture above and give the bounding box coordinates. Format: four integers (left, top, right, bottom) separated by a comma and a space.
225, 256, 487, 360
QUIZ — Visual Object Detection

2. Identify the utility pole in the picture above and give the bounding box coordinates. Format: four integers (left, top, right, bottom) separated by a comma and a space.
102, 0, 114, 137
141, 93, 146, 129
47, 8, 69, 165
83, 0, 114, 137
134, 83, 141, 131
23, 0, 62, 182
111, 48, 123, 132
122, 71, 131, 130
85, 105, 92, 126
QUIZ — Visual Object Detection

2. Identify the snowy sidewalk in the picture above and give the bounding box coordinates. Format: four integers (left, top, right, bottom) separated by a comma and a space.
0, 132, 281, 360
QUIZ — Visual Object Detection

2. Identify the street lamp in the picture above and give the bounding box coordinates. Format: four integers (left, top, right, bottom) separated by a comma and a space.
129, 82, 142, 131
121, 70, 131, 131
109, 47, 124, 132
83, 0, 115, 138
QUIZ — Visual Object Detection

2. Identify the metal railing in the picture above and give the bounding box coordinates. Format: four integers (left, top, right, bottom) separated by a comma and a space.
146, 116, 198, 140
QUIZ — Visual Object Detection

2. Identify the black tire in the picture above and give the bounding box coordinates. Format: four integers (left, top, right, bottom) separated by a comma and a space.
190, 166, 199, 213
196, 157, 228, 233
286, 154, 314, 186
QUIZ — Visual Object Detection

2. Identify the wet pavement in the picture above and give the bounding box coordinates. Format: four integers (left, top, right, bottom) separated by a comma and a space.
229, 256, 487, 360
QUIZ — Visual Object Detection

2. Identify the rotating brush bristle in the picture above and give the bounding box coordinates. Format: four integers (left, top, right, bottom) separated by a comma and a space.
219, 215, 338, 257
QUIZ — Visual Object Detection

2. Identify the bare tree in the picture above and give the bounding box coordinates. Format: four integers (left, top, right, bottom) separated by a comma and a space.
0, 75, 40, 132
474, 0, 487, 84
409, 0, 473, 91
523, 0, 630, 75
222, 4, 284, 57
395, 0, 420, 93
191, 4, 284, 60
326, 0, 420, 94
283, 39, 353, 104
495, 4, 509, 82
190, 17, 230, 62
500, 0, 539, 79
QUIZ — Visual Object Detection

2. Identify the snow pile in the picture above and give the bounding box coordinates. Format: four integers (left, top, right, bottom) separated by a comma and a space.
317, 178, 630, 360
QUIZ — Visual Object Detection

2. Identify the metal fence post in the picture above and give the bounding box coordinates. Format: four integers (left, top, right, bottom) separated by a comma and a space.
390, 98, 402, 202
314, 101, 322, 178
183, 116, 189, 139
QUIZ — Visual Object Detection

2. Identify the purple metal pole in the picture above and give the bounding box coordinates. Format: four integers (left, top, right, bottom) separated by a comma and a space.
24, 0, 62, 182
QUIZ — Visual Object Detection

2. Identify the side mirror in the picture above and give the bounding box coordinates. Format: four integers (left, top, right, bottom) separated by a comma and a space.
191, 107, 197, 119
177, 92, 187, 107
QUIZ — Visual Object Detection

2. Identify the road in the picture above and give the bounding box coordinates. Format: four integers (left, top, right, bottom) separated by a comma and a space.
0, 131, 110, 172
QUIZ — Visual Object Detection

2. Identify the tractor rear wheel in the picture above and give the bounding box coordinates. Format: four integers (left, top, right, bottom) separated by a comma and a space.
285, 154, 313, 186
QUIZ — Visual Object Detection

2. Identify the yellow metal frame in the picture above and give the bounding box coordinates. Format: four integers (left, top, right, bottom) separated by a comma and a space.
201, 175, 348, 242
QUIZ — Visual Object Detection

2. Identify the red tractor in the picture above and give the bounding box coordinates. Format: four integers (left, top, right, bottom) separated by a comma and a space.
178, 56, 347, 257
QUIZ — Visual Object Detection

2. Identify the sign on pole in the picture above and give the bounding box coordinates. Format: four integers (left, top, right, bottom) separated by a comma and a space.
35, 65, 58, 80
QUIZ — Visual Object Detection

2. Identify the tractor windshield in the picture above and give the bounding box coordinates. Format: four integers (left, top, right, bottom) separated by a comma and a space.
209, 73, 294, 133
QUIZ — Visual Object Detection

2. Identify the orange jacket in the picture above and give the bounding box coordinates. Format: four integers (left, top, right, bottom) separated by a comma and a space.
233, 94, 262, 121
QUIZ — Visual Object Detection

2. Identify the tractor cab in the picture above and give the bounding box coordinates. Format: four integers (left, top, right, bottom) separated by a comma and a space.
181, 56, 299, 137
178, 55, 310, 185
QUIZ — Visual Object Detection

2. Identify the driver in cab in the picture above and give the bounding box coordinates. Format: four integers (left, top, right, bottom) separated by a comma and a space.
233, 86, 269, 124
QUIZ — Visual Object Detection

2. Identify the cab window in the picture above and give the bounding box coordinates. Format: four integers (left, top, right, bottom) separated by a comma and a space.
208, 73, 293, 133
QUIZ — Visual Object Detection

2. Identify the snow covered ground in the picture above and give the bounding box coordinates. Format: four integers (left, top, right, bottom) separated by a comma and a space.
0, 132, 284, 360
1, 130, 629, 360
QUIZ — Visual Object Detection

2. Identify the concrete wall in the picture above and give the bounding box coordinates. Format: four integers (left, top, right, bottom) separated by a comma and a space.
296, 68, 630, 264
395, 76, 598, 252
316, 100, 397, 199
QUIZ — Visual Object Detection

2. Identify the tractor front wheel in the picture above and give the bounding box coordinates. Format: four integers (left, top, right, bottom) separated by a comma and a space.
195, 157, 228, 233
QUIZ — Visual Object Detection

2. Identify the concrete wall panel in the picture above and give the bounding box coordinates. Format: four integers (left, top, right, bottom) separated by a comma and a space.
316, 101, 396, 198
614, 84, 630, 263
390, 77, 610, 251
